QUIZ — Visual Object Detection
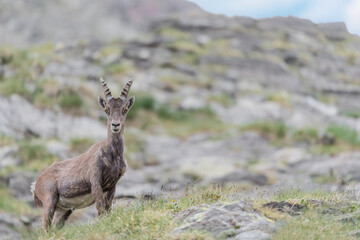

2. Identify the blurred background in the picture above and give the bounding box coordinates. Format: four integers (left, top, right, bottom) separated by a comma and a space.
1, 0, 360, 238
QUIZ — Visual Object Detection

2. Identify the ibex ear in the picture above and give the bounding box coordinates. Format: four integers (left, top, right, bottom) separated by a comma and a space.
98, 96, 107, 110
126, 96, 135, 110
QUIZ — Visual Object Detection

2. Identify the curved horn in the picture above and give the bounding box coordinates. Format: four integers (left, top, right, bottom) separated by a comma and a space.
120, 77, 134, 99
100, 77, 113, 100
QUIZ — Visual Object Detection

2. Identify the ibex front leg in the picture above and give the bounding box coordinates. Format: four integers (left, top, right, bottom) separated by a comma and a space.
91, 170, 106, 216
104, 186, 116, 211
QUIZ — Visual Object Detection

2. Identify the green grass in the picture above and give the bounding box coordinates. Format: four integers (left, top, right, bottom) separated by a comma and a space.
292, 127, 319, 144
326, 124, 360, 147
127, 93, 156, 119
16, 140, 58, 172
36, 200, 210, 240
166, 41, 204, 55
0, 188, 39, 216
103, 62, 133, 75
69, 138, 95, 154
0, 135, 15, 147
0, 77, 29, 97
342, 110, 360, 119
273, 211, 356, 240
126, 94, 228, 138
311, 175, 338, 184
207, 94, 234, 107
265, 92, 291, 107
28, 186, 360, 240
242, 121, 287, 141
33, 186, 224, 240
157, 107, 227, 138
59, 90, 83, 111
263, 188, 346, 204
157, 27, 192, 41
240, 122, 360, 155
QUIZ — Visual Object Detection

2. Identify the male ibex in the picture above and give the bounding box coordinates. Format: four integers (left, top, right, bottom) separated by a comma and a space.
31, 78, 135, 230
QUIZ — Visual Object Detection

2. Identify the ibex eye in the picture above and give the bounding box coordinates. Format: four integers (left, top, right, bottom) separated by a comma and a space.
123, 108, 128, 114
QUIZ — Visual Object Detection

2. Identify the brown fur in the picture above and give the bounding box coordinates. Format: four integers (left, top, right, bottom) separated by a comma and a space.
32, 78, 135, 231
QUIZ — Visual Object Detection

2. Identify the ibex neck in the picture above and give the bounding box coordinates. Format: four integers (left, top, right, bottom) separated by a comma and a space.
106, 126, 125, 157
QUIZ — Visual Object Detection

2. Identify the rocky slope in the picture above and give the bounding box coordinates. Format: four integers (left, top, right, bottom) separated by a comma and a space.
1, 1, 360, 239
0, 0, 203, 46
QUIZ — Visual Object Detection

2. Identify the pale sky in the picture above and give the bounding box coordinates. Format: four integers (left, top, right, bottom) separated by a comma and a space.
188, 0, 360, 36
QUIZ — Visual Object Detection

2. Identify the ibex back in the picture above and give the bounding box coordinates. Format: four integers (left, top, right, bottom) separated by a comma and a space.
31, 78, 135, 230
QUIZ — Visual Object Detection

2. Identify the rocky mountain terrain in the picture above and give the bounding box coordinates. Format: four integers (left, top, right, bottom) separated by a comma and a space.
0, 0, 203, 46
1, 0, 360, 239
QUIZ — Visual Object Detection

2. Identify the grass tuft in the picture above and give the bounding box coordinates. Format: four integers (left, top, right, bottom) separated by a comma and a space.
242, 121, 287, 141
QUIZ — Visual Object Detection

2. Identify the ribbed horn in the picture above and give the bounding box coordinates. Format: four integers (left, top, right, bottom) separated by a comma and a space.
100, 77, 113, 100
120, 77, 134, 99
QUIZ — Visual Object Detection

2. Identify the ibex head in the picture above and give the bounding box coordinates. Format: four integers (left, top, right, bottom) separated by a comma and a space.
98, 77, 135, 133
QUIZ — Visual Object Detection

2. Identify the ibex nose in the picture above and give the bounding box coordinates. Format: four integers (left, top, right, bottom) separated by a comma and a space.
112, 123, 120, 128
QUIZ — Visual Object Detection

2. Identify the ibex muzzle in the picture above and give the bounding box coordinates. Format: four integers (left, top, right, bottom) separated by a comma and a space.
31, 77, 135, 231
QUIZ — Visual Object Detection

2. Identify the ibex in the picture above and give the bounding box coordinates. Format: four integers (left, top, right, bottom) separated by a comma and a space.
31, 78, 135, 230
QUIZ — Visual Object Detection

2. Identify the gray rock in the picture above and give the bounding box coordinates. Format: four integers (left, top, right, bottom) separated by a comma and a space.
0, 225, 21, 240
317, 22, 348, 41
216, 170, 268, 186
179, 97, 206, 110
172, 201, 274, 239
6, 171, 37, 204
231, 230, 271, 240
212, 99, 282, 125
46, 140, 68, 159
301, 96, 338, 117
258, 16, 317, 36
269, 148, 310, 167
0, 0, 204, 47
43, 59, 101, 79
349, 229, 360, 238
295, 152, 360, 183
0, 213, 22, 228
0, 145, 19, 168
0, 95, 106, 141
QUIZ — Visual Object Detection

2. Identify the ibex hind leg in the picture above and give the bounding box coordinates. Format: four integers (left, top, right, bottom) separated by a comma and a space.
41, 192, 59, 231
53, 208, 73, 229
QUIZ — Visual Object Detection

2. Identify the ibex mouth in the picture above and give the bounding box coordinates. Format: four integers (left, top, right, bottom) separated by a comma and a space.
111, 127, 120, 133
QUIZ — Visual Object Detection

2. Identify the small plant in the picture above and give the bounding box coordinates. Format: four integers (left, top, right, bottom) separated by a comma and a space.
326, 124, 360, 147
265, 92, 291, 107
18, 141, 52, 164
207, 93, 234, 107
342, 110, 360, 119
242, 121, 287, 141
17, 140, 58, 171
127, 93, 155, 119
0, 78, 29, 97
166, 41, 203, 54
0, 135, 14, 147
293, 127, 318, 144
59, 89, 83, 111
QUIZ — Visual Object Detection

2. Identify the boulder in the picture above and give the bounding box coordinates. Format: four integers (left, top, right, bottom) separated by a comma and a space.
172, 201, 275, 239
317, 22, 348, 41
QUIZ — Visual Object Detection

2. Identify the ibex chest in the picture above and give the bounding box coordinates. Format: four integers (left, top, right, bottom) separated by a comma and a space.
101, 157, 127, 191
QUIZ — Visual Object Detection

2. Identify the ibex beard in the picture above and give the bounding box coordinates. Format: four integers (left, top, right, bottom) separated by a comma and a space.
31, 77, 135, 231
